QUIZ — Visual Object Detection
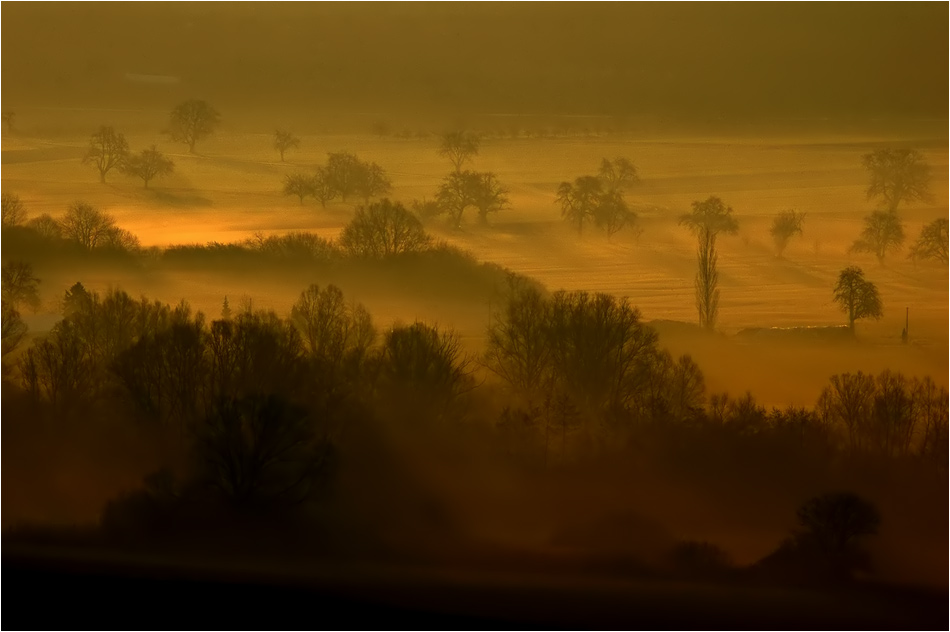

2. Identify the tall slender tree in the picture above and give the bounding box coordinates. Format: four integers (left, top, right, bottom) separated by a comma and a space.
679, 197, 739, 331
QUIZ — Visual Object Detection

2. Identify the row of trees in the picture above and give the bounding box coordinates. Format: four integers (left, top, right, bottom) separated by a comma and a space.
1, 195, 139, 252
5, 279, 944, 479
0, 193, 902, 336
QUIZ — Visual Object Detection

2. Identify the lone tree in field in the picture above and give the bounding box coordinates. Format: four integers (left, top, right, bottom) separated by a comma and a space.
438, 131, 480, 173
770, 210, 805, 258
274, 129, 299, 162
83, 126, 129, 183
908, 217, 948, 264
123, 146, 174, 189
2, 111, 15, 133
850, 210, 904, 265
168, 99, 220, 153
679, 197, 739, 331
283, 172, 313, 204
833, 266, 883, 332
862, 148, 932, 213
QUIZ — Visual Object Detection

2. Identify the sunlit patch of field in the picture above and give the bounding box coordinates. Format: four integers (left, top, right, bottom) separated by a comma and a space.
4, 126, 947, 408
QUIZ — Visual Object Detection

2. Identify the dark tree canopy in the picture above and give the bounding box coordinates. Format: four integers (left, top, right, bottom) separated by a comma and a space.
557, 158, 640, 238
832, 266, 883, 331
908, 217, 948, 264
122, 145, 174, 189
324, 152, 391, 203
169, 99, 220, 153
437, 131, 480, 173
598, 157, 640, 190
862, 148, 932, 212
283, 172, 313, 204
273, 129, 300, 162
436, 170, 509, 228
850, 210, 904, 265
1, 192, 26, 226
770, 209, 805, 258
557, 176, 603, 235
60, 202, 118, 250
311, 167, 337, 208
1, 260, 41, 312
82, 126, 129, 183
338, 199, 431, 258
795, 492, 881, 555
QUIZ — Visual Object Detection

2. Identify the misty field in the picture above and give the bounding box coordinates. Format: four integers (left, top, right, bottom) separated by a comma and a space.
4, 116, 947, 411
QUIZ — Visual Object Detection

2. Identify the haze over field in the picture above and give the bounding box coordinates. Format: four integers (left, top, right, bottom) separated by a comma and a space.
2, 3, 947, 628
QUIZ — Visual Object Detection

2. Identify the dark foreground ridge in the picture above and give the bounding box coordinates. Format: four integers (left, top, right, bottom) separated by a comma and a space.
4, 547, 946, 630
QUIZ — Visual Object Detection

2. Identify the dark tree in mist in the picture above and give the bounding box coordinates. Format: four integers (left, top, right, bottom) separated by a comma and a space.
273, 129, 299, 162
1, 192, 26, 227
471, 172, 509, 225
311, 167, 337, 208
291, 283, 375, 369
123, 146, 174, 189
557, 162, 638, 238
862, 148, 932, 213
679, 197, 739, 331
1, 261, 41, 312
850, 210, 904, 265
792, 492, 881, 574
324, 152, 391, 203
908, 217, 948, 264
592, 188, 635, 240
438, 131, 480, 172
379, 322, 475, 421
770, 209, 805, 258
1, 300, 28, 361
832, 267, 882, 332
556, 176, 603, 235
598, 157, 639, 190
436, 171, 477, 229
484, 278, 550, 394
356, 161, 392, 203
436, 170, 508, 228
26, 214, 62, 241
2, 111, 14, 133
339, 199, 431, 258
194, 394, 337, 509
168, 99, 220, 153
325, 152, 361, 202
283, 172, 313, 204
83, 126, 129, 183
60, 202, 117, 250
